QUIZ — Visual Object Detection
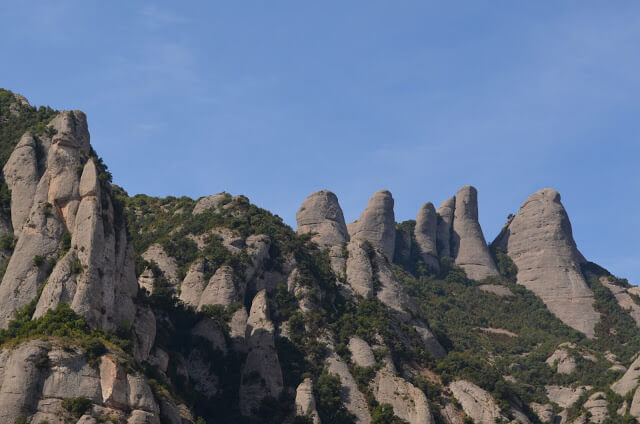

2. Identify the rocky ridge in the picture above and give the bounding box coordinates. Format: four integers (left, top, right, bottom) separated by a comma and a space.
0, 90, 639, 424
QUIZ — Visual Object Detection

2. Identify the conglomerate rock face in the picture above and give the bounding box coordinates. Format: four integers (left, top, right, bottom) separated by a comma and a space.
493, 188, 600, 337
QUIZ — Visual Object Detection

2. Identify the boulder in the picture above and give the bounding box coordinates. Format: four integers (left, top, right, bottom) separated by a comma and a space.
414, 202, 440, 271
478, 284, 513, 297
348, 190, 396, 260
451, 186, 499, 280
296, 190, 349, 248
493, 188, 600, 337
142, 243, 179, 284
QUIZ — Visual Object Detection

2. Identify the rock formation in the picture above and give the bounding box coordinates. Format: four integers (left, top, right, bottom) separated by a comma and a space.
295, 378, 321, 424
296, 190, 349, 248
493, 188, 600, 337
450, 186, 499, 280
239, 290, 283, 416
436, 196, 455, 258
414, 202, 440, 271
348, 190, 396, 260
0, 111, 137, 330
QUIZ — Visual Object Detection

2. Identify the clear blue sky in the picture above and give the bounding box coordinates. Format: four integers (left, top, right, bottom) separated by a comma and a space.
1, 2, 639, 283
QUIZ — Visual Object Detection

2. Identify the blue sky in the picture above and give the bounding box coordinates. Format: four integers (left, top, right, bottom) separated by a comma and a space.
1, 2, 639, 283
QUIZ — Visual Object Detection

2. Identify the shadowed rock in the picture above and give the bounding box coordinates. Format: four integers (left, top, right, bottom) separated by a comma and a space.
296, 190, 349, 248
436, 196, 455, 258
493, 188, 599, 337
451, 186, 499, 280
348, 190, 396, 260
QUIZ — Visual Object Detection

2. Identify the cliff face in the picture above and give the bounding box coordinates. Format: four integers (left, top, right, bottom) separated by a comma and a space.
0, 90, 639, 424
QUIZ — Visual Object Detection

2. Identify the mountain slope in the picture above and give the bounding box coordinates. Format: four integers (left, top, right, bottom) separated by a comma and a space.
0, 89, 639, 424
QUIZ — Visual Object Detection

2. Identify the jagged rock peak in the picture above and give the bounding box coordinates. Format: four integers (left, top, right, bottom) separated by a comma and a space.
451, 186, 499, 280
348, 190, 396, 260
436, 196, 455, 258
493, 188, 599, 337
296, 189, 349, 248
415, 202, 440, 271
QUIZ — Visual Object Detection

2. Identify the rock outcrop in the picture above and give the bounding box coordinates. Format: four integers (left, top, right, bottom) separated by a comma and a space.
450, 186, 499, 280
436, 197, 455, 258
0, 111, 137, 330
296, 190, 349, 248
0, 340, 161, 424
449, 380, 505, 424
239, 290, 283, 416
296, 378, 321, 424
348, 336, 376, 368
373, 365, 433, 424
414, 202, 440, 271
326, 350, 371, 423
493, 188, 600, 337
348, 190, 396, 260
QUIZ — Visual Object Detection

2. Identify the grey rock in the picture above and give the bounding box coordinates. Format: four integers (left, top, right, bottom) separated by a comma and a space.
142, 243, 179, 284
611, 354, 640, 395
296, 378, 321, 424
348, 337, 376, 367
584, 392, 608, 424
133, 306, 156, 363
451, 186, 499, 280
326, 350, 371, 423
192, 193, 228, 215
3, 132, 39, 235
191, 318, 228, 354
348, 190, 396, 260
374, 365, 434, 424
296, 190, 349, 248
545, 386, 590, 408
436, 196, 455, 258
412, 320, 446, 359
415, 202, 440, 271
198, 265, 237, 310
345, 240, 375, 298
239, 290, 283, 416
493, 188, 600, 337
602, 278, 640, 326
546, 348, 577, 375
178, 259, 207, 308
449, 380, 505, 424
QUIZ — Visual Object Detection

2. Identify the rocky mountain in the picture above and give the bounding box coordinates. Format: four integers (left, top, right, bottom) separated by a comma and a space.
0, 89, 639, 424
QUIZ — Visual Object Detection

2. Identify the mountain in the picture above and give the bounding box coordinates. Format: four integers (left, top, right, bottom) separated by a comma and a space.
0, 88, 639, 424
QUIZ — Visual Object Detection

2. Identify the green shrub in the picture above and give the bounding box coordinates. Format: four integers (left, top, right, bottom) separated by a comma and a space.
0, 232, 16, 251
33, 255, 45, 267
314, 373, 355, 424
61, 396, 92, 418
372, 403, 406, 424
